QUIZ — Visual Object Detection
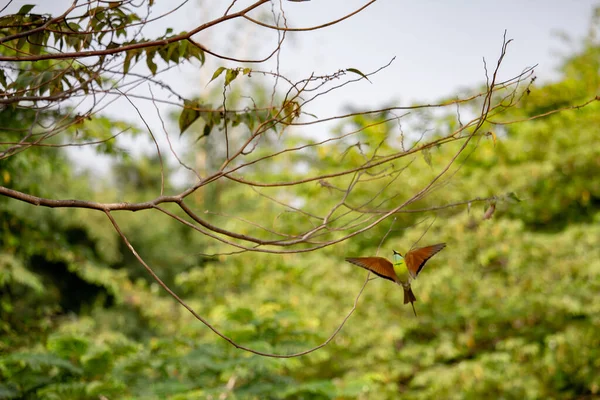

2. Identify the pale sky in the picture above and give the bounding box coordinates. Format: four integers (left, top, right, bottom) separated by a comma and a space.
194, 0, 598, 113
2, 1, 598, 172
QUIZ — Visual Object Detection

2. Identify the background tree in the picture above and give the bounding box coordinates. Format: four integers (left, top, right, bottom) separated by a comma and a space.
1, 1, 599, 399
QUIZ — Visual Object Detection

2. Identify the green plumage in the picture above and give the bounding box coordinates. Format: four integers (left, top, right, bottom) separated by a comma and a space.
392, 252, 410, 283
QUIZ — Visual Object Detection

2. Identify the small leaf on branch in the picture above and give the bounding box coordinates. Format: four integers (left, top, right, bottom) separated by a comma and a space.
422, 147, 432, 167
17, 4, 35, 15
225, 68, 240, 86
146, 49, 157, 75
200, 123, 212, 140
346, 68, 371, 83
16, 36, 27, 50
0, 70, 7, 89
505, 192, 522, 203
209, 67, 226, 85
123, 49, 141, 75
179, 100, 201, 135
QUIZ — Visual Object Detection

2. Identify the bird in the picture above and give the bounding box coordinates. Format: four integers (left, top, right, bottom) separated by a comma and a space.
345, 243, 446, 316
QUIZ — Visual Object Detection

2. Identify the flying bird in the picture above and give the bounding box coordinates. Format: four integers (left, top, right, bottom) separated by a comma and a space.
345, 243, 446, 316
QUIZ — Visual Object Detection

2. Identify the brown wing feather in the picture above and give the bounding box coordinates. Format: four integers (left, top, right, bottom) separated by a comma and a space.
404, 243, 446, 279
345, 257, 397, 283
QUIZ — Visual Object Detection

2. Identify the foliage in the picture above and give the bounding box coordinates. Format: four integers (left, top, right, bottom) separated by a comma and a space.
0, 2, 204, 100
1, 3, 600, 400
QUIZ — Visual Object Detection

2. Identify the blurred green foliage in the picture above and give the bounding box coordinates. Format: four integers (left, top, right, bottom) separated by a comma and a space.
2, 20, 600, 400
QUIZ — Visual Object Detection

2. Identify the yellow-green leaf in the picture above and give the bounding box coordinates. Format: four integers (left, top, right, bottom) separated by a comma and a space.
209, 67, 226, 84
346, 67, 371, 83
179, 100, 201, 135
225, 68, 240, 86
422, 147, 432, 167
17, 4, 35, 15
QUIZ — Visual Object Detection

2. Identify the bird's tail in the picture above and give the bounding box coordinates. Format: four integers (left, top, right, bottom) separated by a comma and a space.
403, 285, 417, 317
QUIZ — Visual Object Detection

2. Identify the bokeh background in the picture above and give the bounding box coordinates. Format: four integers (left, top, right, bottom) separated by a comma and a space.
1, 1, 599, 399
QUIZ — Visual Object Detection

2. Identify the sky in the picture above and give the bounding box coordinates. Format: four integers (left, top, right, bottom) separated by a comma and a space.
193, 0, 598, 112
2, 0, 598, 172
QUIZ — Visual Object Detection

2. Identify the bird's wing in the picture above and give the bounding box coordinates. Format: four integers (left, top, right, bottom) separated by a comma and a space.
345, 257, 397, 283
405, 243, 446, 279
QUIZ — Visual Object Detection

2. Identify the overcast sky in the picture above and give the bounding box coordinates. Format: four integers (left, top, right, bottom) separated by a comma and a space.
194, 0, 598, 112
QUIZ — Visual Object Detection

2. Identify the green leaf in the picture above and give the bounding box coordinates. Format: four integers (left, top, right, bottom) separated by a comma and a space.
69, 22, 82, 32
123, 55, 133, 75
16, 36, 27, 51
242, 68, 252, 75
170, 41, 183, 63
28, 31, 45, 55
189, 45, 205, 64
224, 68, 239, 86
201, 122, 212, 139
0, 69, 7, 89
123, 49, 140, 75
0, 384, 19, 399
346, 67, 371, 83
47, 335, 90, 359
0, 253, 44, 293
505, 192, 522, 203
17, 4, 35, 15
179, 100, 201, 135
422, 147, 432, 167
38, 71, 55, 96
209, 67, 226, 84
488, 130, 497, 145
1, 352, 83, 375
282, 380, 337, 398
228, 307, 255, 324
146, 49, 158, 75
